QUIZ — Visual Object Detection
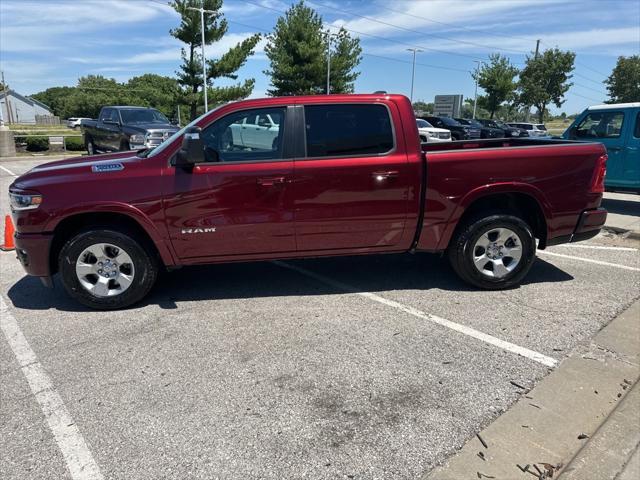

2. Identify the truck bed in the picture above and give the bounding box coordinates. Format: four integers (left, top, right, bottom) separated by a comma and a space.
421, 137, 585, 153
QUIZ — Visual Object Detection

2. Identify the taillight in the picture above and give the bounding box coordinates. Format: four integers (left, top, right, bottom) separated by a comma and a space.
591, 153, 607, 193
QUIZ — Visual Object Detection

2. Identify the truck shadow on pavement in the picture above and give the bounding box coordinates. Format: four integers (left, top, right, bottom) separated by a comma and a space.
7, 253, 573, 312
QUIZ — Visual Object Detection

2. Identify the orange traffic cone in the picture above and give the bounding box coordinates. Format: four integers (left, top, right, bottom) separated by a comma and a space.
0, 215, 15, 251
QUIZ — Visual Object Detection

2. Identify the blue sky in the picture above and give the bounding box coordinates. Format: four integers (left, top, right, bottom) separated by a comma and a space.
1, 0, 638, 114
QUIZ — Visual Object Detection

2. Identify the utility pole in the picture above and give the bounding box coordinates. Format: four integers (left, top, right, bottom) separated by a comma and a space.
406, 48, 423, 103
534, 39, 541, 59
472, 60, 483, 119
326, 36, 331, 95
325, 33, 338, 95
187, 2, 216, 112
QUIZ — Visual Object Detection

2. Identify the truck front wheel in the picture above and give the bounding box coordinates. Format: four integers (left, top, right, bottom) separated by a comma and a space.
448, 214, 536, 290
58, 229, 158, 310
86, 137, 96, 155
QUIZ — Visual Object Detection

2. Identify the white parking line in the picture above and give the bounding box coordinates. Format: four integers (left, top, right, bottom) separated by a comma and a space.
0, 296, 104, 480
274, 261, 558, 368
556, 244, 638, 252
538, 250, 640, 272
0, 165, 17, 176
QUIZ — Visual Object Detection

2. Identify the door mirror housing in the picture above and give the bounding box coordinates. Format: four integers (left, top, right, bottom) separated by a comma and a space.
175, 126, 205, 167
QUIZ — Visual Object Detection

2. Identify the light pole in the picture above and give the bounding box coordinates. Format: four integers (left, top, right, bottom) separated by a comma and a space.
326, 33, 338, 95
187, 2, 216, 112
472, 60, 483, 119
407, 48, 423, 103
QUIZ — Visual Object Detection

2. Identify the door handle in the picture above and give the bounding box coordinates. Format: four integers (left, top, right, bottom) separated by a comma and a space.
257, 176, 286, 187
372, 170, 399, 180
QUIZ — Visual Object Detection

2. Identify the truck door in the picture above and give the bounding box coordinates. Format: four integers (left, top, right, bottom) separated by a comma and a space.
99, 108, 122, 151
292, 102, 410, 252
163, 105, 296, 259
572, 109, 627, 188
622, 110, 640, 190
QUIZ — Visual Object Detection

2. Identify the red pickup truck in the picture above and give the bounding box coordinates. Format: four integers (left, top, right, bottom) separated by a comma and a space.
9, 94, 607, 309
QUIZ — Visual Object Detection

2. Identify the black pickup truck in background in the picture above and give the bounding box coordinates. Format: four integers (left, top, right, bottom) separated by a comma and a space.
82, 106, 179, 154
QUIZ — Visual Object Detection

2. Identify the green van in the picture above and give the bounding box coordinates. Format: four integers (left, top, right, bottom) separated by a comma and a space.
564, 103, 639, 192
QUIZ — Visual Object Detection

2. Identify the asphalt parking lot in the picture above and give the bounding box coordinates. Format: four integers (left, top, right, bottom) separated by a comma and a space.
1, 158, 639, 480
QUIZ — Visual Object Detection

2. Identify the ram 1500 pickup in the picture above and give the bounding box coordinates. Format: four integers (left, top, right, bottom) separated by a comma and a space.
9, 94, 608, 309
82, 106, 179, 154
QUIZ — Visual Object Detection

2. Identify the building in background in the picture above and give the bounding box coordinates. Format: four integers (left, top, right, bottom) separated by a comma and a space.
0, 89, 56, 124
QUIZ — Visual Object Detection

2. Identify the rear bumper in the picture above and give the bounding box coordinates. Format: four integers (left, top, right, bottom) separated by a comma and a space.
13, 232, 54, 283
547, 208, 607, 246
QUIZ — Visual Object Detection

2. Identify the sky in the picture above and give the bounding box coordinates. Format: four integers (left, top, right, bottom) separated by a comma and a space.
1, 0, 639, 115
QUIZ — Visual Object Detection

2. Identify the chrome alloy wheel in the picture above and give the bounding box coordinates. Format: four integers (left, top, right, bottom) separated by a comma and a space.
472, 227, 523, 279
75, 243, 135, 297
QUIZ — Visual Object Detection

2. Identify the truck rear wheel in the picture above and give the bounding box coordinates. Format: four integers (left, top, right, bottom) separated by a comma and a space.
58, 229, 158, 310
448, 213, 536, 290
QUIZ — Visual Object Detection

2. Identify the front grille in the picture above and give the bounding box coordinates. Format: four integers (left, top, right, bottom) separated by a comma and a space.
439, 132, 450, 139
468, 129, 481, 139
146, 130, 176, 147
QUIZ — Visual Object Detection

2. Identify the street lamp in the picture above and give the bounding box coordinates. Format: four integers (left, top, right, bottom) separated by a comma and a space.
326, 32, 339, 95
472, 60, 483, 119
187, 3, 216, 112
406, 48, 423, 103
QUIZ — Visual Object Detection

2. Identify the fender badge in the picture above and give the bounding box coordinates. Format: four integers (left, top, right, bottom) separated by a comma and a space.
182, 227, 216, 234
92, 163, 124, 173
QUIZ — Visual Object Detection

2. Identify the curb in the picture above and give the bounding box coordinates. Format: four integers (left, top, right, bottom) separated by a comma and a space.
424, 299, 640, 480
560, 381, 639, 479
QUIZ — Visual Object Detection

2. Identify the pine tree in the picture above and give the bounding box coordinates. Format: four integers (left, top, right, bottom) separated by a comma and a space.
264, 1, 361, 96
170, 0, 260, 119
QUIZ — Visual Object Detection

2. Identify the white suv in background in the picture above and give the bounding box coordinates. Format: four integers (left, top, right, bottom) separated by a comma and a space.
416, 119, 452, 143
507, 122, 549, 137
67, 117, 91, 129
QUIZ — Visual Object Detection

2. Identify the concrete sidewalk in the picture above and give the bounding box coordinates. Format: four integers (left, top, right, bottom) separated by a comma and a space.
602, 192, 640, 239
425, 300, 640, 480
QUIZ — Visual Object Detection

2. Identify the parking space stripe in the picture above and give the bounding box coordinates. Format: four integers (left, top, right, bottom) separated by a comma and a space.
555, 244, 638, 252
0, 165, 17, 176
0, 296, 104, 480
274, 261, 558, 368
539, 250, 640, 271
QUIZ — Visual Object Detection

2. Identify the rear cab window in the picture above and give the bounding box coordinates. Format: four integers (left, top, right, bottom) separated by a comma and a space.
303, 104, 394, 158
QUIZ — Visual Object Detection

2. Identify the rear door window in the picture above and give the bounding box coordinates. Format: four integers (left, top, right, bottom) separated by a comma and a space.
304, 104, 394, 158
575, 111, 625, 138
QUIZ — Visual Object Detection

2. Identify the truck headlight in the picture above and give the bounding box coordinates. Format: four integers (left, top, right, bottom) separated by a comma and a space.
9, 192, 43, 211
129, 134, 145, 145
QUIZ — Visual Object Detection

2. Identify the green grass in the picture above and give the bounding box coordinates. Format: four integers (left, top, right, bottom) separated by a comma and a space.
546, 119, 572, 136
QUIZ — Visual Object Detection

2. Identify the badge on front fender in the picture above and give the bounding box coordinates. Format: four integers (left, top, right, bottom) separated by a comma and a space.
92, 163, 124, 173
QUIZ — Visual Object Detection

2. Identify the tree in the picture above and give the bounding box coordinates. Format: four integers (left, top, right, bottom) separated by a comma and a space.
126, 74, 182, 119
605, 55, 640, 103
518, 48, 575, 123
170, 0, 260, 120
473, 54, 518, 119
264, 1, 362, 96
412, 101, 434, 114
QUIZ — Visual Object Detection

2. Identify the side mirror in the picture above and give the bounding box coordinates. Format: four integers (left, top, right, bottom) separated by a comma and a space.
175, 126, 204, 167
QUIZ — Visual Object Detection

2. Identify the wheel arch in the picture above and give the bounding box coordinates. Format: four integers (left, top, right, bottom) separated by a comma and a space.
48, 209, 176, 275
439, 185, 551, 251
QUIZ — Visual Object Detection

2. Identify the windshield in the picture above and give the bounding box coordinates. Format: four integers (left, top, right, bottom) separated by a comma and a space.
120, 108, 170, 125
416, 119, 433, 128
439, 117, 461, 126
146, 106, 224, 158
467, 119, 483, 128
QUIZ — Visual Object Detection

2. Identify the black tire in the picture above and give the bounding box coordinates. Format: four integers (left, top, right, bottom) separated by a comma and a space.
419, 135, 428, 143
86, 137, 96, 155
120, 140, 131, 151
451, 132, 463, 141
447, 213, 536, 290
58, 229, 158, 310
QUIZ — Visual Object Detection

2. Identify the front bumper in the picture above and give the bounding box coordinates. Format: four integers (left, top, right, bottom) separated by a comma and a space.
14, 232, 54, 284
